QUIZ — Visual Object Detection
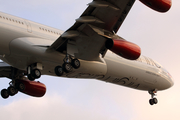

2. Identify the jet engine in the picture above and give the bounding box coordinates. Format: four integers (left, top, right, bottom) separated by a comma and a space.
105, 39, 141, 60
139, 0, 172, 12
16, 78, 46, 97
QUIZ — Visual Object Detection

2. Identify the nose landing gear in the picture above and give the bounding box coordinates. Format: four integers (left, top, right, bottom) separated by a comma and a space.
149, 89, 158, 105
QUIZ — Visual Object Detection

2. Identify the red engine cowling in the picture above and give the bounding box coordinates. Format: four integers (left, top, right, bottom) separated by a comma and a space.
139, 0, 172, 12
105, 39, 141, 60
16, 78, 46, 97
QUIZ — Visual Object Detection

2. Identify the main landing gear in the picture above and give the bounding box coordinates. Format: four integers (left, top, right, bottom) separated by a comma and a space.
54, 55, 80, 76
27, 63, 42, 81
149, 89, 158, 105
1, 63, 42, 99
1, 80, 25, 99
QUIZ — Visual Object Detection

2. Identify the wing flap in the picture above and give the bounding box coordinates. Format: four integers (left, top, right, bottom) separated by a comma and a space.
77, 0, 135, 33
88, 1, 120, 10
49, 0, 136, 61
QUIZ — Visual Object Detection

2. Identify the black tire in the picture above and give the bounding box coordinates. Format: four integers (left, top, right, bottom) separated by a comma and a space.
28, 74, 35, 81
55, 66, 64, 76
62, 63, 73, 73
149, 99, 154, 105
32, 69, 41, 79
71, 59, 80, 69
7, 86, 18, 96
153, 98, 158, 104
17, 82, 25, 91
1, 89, 9, 99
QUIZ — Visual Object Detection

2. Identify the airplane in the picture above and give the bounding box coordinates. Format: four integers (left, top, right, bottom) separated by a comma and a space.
0, 0, 174, 105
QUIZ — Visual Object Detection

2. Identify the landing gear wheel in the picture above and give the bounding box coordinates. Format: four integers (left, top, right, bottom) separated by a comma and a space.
28, 74, 35, 81
71, 59, 80, 69
17, 82, 25, 91
148, 89, 158, 105
32, 69, 41, 79
153, 98, 158, 104
8, 86, 18, 96
149, 99, 154, 105
55, 66, 64, 76
1, 89, 9, 99
63, 63, 73, 73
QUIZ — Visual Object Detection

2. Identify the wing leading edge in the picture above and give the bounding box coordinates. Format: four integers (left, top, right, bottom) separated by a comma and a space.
49, 0, 135, 61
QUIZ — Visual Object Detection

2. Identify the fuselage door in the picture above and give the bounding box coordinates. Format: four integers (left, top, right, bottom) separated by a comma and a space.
24, 20, 32, 33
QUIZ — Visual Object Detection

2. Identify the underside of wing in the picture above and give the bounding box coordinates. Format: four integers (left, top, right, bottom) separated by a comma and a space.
49, 0, 135, 61
0, 62, 11, 78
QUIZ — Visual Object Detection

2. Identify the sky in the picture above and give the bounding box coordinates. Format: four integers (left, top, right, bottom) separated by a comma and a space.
0, 0, 180, 120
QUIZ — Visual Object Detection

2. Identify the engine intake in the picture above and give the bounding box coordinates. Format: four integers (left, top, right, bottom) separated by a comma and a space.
139, 0, 172, 12
106, 39, 141, 60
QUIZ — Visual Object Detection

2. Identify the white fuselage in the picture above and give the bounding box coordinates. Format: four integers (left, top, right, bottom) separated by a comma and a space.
0, 12, 174, 91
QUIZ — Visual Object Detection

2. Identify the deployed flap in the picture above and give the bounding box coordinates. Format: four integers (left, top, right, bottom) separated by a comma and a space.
49, 0, 135, 61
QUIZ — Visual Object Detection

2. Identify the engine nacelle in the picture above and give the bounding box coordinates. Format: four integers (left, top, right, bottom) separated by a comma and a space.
105, 39, 141, 60
139, 0, 172, 12
16, 78, 46, 97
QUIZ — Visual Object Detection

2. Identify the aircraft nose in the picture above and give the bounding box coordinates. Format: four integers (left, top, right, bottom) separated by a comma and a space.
158, 68, 174, 90
164, 74, 174, 90
169, 77, 174, 87
166, 77, 174, 88
158, 77, 174, 90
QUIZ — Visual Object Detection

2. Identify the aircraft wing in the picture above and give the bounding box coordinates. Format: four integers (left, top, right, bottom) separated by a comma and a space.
0, 62, 26, 79
49, 0, 135, 61
0, 62, 11, 78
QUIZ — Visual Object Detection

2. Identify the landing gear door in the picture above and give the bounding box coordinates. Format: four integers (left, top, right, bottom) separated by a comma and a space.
24, 20, 32, 33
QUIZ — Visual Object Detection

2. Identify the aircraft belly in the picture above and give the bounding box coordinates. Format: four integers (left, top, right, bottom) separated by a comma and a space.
2, 37, 170, 91
3, 37, 171, 91
6, 37, 107, 78
7, 38, 62, 69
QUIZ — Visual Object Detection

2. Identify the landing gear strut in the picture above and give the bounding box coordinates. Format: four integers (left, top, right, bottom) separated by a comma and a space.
27, 63, 42, 81
149, 89, 158, 105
